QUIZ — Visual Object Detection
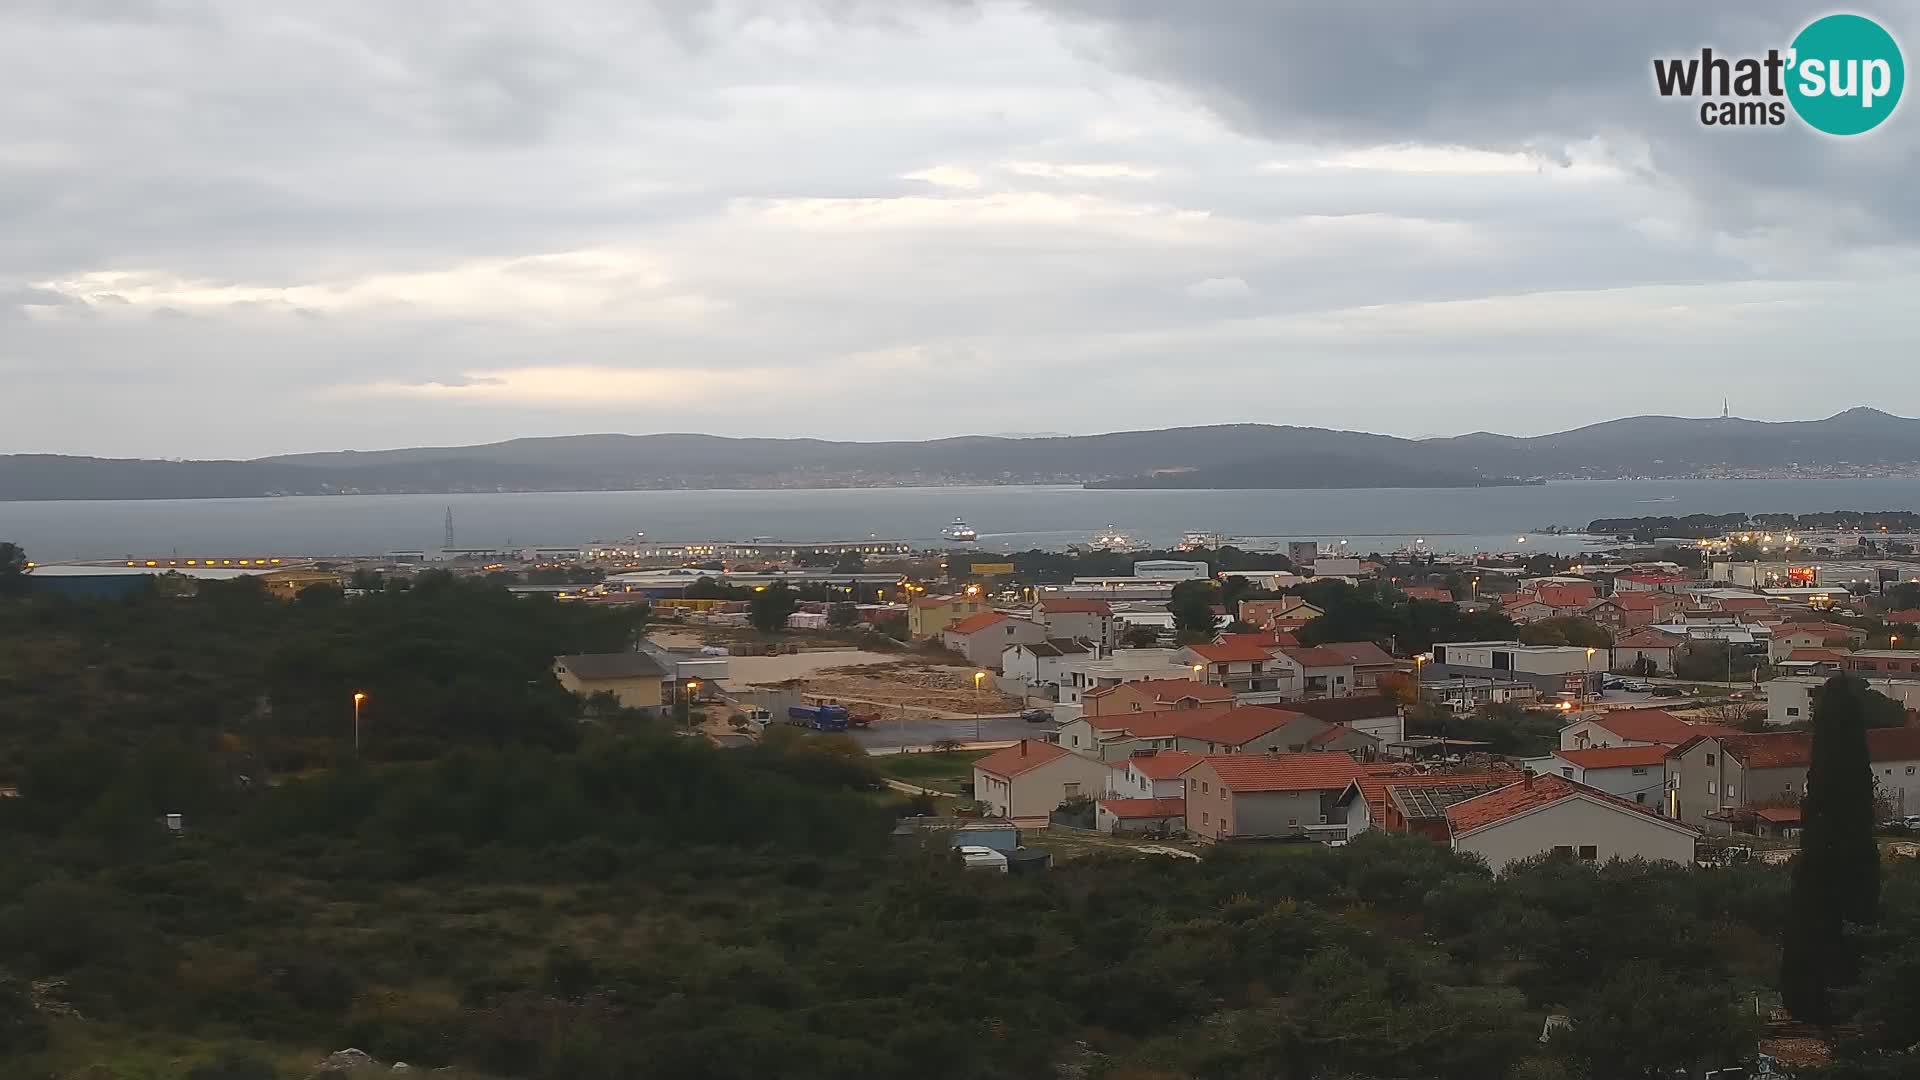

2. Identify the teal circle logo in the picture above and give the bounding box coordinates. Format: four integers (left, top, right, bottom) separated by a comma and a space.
1787, 14, 1904, 135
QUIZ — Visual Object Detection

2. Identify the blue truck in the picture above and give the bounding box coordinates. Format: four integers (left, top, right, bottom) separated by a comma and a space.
788, 703, 851, 731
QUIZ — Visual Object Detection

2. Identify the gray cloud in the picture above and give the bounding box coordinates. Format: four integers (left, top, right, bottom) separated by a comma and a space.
0, 1, 1915, 457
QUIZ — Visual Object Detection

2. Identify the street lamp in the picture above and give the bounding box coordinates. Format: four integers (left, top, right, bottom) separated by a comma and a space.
352, 692, 367, 754
973, 670, 987, 742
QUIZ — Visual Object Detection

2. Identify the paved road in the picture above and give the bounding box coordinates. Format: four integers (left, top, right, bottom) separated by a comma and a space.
851, 715, 1055, 751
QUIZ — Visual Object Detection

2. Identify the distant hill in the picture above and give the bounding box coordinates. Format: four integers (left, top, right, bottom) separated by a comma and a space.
3, 408, 1915, 500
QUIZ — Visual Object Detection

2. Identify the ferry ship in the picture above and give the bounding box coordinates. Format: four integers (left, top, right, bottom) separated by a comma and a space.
941, 518, 978, 543
1089, 525, 1141, 553
1175, 530, 1224, 551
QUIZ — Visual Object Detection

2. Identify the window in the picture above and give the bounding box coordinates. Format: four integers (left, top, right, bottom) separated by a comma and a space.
1787, 707, 1801, 717
1578, 845, 1598, 861
1707, 780, 1717, 795
1636, 793, 1647, 804
1705, 753, 1715, 766
1632, 767, 1648, 776
1560, 767, 1574, 778
1727, 784, 1736, 799
1063, 783, 1080, 798
1201, 811, 1209, 825
1201, 781, 1209, 794
1551, 845, 1573, 857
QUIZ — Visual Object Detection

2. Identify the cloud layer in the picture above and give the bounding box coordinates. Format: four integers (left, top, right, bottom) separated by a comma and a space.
2, 1, 1916, 456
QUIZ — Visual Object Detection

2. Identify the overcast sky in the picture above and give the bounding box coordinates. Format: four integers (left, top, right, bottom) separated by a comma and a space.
4, 1, 1917, 458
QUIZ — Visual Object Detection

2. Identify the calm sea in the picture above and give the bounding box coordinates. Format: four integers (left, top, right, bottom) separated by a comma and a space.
5, 479, 1920, 561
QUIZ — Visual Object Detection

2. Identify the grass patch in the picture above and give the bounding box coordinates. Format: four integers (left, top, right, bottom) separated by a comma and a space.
877, 749, 988, 792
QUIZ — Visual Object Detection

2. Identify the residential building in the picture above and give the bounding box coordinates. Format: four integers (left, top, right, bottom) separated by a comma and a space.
907, 594, 991, 639
1559, 708, 1737, 751
1429, 640, 1604, 697
1058, 648, 1191, 706
1238, 597, 1324, 632
972, 740, 1114, 823
1768, 674, 1920, 727
1844, 650, 1920, 680
1082, 678, 1233, 717
1308, 641, 1399, 689
1270, 646, 1358, 699
1035, 597, 1120, 650
1337, 769, 1517, 838
1401, 585, 1455, 603
1309, 556, 1364, 579
1444, 774, 1699, 874
1542, 745, 1670, 806
1666, 726, 1920, 824
1178, 641, 1285, 695
552, 653, 669, 714
1586, 591, 1680, 632
1609, 628, 1687, 674
1501, 595, 1557, 624
1001, 639, 1096, 692
1182, 753, 1389, 842
1106, 749, 1204, 800
1285, 695, 1406, 744
942, 612, 1046, 667
1095, 797, 1187, 834
1769, 622, 1869, 662
1172, 707, 1378, 757
1055, 707, 1232, 760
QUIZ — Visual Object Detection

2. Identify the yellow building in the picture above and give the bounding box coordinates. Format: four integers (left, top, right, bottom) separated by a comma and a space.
907, 594, 991, 639
257, 568, 344, 599
553, 653, 670, 714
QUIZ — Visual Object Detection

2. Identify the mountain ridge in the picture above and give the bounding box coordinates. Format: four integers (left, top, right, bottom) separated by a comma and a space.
3, 408, 1914, 501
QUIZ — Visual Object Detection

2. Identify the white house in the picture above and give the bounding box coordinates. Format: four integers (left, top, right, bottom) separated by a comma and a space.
942, 612, 1046, 667
971, 740, 1114, 823
1001, 638, 1095, 691
1769, 675, 1920, 727
1035, 598, 1120, 650
1541, 745, 1670, 808
1105, 749, 1204, 800
1443, 773, 1699, 874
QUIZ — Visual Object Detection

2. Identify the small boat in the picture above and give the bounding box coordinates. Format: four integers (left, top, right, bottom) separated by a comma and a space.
941, 518, 978, 543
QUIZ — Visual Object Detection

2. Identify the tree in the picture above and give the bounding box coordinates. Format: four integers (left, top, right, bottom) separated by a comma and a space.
1782, 675, 1882, 1023
1168, 580, 1221, 639
1517, 617, 1612, 649
1121, 624, 1160, 648
1219, 575, 1253, 614
833, 552, 866, 574
1887, 582, 1920, 610
1555, 963, 1755, 1078
0, 968, 46, 1056
0, 542, 25, 597
748, 583, 799, 634
826, 603, 858, 629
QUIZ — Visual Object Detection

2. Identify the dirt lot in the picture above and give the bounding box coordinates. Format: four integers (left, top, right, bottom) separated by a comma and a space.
775, 660, 1021, 721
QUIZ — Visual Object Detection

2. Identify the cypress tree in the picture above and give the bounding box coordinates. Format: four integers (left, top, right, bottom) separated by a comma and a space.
1780, 675, 1881, 1023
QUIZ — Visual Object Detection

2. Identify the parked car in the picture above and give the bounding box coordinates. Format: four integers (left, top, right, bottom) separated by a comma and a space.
1020, 708, 1053, 723
1651, 686, 1685, 698
1624, 680, 1652, 692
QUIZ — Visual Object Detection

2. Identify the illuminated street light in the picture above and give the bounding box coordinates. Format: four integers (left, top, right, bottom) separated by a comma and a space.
352, 692, 368, 754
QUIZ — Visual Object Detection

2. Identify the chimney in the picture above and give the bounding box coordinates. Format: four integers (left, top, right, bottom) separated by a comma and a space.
1020, 741, 1028, 757
1524, 771, 1536, 788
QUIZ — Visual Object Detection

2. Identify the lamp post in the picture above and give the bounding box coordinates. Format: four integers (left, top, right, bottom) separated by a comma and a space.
973, 670, 987, 742
352, 692, 367, 755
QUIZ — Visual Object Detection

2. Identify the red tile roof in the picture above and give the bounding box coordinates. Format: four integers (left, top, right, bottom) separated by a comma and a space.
1402, 586, 1454, 603
1887, 610, 1920, 624
1868, 726, 1920, 762
1597, 592, 1665, 611
1097, 797, 1186, 819
1779, 622, 1860, 638
1281, 646, 1355, 668
1443, 773, 1693, 836
1178, 706, 1308, 747
1187, 641, 1277, 663
1715, 596, 1773, 611
1215, 631, 1291, 651
1090, 705, 1236, 739
1786, 648, 1850, 663
1085, 679, 1233, 704
1037, 598, 1112, 615
1124, 749, 1205, 779
1712, 732, 1812, 769
1622, 573, 1689, 584
973, 739, 1075, 779
1753, 805, 1802, 823
1316, 641, 1397, 667
945, 611, 1010, 635
1553, 745, 1671, 770
1587, 708, 1736, 746
1536, 584, 1599, 609
1190, 753, 1390, 794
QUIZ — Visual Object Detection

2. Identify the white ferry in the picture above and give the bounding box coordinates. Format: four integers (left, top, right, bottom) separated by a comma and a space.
941, 518, 978, 543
